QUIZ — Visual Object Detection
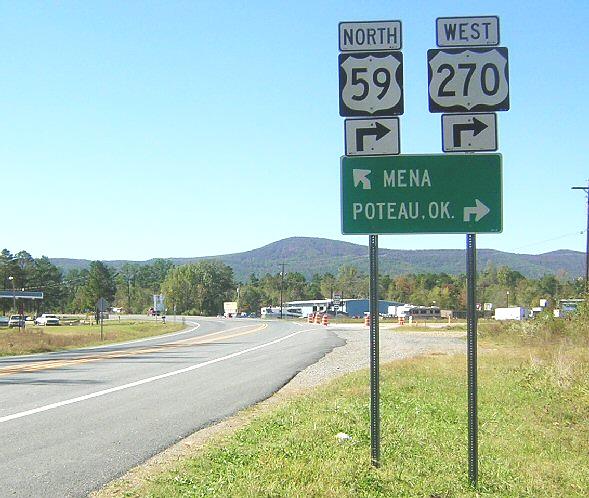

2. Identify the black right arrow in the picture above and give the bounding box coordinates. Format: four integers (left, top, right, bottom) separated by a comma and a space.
453, 117, 488, 147
356, 122, 391, 152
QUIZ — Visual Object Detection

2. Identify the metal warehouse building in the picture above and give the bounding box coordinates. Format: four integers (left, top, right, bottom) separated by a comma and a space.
284, 298, 402, 317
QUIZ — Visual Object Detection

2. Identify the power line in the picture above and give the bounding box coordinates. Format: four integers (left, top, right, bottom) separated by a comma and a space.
510, 229, 586, 252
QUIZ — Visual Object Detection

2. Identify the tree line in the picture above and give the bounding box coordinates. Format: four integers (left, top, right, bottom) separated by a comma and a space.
1, 248, 586, 317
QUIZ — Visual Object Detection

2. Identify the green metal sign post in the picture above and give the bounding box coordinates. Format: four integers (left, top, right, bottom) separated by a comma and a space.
341, 154, 502, 235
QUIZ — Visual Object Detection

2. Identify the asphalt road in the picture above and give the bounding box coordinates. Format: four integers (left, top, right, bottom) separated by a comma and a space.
0, 318, 344, 497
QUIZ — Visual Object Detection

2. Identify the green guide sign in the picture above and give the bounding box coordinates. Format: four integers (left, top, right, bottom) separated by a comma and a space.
341, 154, 502, 234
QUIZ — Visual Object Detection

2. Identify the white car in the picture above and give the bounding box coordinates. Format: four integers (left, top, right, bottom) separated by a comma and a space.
8, 315, 24, 328
35, 314, 60, 326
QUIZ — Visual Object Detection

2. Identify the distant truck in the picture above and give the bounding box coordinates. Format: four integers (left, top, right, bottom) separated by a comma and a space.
494, 307, 527, 321
387, 304, 413, 318
223, 301, 238, 318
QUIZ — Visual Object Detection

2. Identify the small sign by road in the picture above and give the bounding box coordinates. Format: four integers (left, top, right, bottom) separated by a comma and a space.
339, 51, 404, 116
345, 118, 400, 156
339, 21, 402, 51
96, 298, 109, 312
442, 113, 497, 152
0, 290, 44, 300
341, 154, 502, 234
436, 16, 499, 47
427, 47, 509, 113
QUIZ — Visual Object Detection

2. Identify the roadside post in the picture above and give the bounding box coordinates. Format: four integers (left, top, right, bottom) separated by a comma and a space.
18, 302, 24, 332
339, 19, 404, 467
428, 15, 509, 486
333, 292, 342, 318
96, 297, 109, 341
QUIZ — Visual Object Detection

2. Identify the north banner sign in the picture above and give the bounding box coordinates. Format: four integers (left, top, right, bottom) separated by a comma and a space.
339, 21, 402, 51
341, 154, 502, 234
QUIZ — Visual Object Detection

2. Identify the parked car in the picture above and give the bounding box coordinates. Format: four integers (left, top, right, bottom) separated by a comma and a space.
35, 313, 60, 326
0, 316, 9, 327
8, 315, 25, 328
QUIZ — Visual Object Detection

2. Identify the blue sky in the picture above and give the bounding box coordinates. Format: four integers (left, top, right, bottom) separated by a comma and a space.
1, 1, 588, 260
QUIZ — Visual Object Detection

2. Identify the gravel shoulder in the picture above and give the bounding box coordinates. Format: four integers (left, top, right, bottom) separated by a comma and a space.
92, 324, 465, 497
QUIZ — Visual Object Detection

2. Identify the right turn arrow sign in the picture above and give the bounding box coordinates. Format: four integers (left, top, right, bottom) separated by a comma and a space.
463, 199, 490, 222
442, 113, 497, 152
345, 118, 400, 156
452, 117, 488, 147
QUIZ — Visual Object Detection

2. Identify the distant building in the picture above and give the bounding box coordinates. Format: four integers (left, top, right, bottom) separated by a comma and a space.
282, 300, 331, 317
284, 298, 402, 318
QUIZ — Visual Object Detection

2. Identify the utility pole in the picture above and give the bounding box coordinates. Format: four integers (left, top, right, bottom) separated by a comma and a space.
279, 262, 286, 319
127, 275, 133, 314
572, 182, 589, 294
8, 276, 16, 312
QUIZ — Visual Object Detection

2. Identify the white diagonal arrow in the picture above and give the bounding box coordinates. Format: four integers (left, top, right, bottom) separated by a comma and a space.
463, 199, 490, 222
353, 169, 372, 190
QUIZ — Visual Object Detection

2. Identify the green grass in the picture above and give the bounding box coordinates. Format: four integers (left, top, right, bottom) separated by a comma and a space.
124, 315, 588, 497
0, 320, 185, 356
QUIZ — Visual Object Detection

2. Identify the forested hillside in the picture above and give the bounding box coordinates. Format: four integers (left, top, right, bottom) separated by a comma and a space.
50, 237, 585, 281
2, 242, 586, 317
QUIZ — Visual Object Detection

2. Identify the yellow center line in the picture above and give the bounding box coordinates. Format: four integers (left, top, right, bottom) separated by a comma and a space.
0, 323, 268, 377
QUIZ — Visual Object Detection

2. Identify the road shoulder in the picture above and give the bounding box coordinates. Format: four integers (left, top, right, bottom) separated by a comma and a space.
91, 325, 465, 497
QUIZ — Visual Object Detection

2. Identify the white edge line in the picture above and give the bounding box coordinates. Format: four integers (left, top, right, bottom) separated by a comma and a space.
69, 321, 202, 351
1, 328, 312, 424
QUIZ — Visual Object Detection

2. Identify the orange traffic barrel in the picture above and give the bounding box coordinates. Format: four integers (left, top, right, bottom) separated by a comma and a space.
364, 315, 370, 326
399, 317, 405, 325
315, 313, 322, 324
308, 314, 314, 324
322, 315, 329, 326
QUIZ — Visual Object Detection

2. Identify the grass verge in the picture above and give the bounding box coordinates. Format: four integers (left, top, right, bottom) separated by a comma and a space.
110, 314, 588, 497
0, 320, 185, 356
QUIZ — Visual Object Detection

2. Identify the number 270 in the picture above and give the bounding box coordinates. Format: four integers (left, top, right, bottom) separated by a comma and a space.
437, 62, 500, 97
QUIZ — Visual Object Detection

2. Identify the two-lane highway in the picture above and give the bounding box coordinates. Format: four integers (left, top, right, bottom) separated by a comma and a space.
0, 318, 344, 497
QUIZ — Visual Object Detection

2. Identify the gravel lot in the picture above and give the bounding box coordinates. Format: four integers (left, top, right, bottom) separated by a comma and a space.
284, 323, 466, 391
93, 323, 466, 497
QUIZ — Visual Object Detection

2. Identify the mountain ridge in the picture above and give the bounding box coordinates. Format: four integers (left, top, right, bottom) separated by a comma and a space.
49, 237, 585, 281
